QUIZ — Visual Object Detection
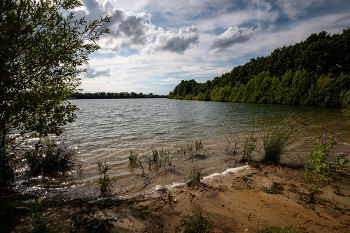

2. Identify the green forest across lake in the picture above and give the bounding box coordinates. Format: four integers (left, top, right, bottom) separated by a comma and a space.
168, 29, 350, 107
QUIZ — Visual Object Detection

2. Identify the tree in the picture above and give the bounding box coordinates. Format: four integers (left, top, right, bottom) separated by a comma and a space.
0, 0, 109, 186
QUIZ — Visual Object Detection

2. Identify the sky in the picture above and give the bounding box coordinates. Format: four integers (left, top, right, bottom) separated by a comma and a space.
75, 0, 350, 95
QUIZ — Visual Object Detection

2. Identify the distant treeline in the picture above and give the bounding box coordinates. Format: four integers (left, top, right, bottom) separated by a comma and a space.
168, 28, 350, 107
73, 92, 167, 99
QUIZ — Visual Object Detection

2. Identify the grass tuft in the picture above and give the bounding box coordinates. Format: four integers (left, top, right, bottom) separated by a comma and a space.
259, 225, 302, 233
24, 138, 76, 176
262, 113, 306, 164
181, 212, 213, 233
264, 182, 284, 194
187, 168, 202, 187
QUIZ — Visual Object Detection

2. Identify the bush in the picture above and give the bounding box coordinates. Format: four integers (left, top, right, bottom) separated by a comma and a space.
24, 138, 76, 175
0, 150, 15, 187
304, 135, 349, 203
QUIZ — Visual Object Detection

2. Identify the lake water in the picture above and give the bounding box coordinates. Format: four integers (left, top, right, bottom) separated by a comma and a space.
18, 99, 350, 198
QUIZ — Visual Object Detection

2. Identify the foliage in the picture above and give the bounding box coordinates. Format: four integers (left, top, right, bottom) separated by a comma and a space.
147, 147, 173, 171
259, 226, 302, 233
262, 113, 305, 164
0, 0, 109, 186
187, 168, 202, 187
168, 28, 350, 107
304, 135, 349, 203
0, 198, 33, 232
2, 199, 59, 233
24, 138, 76, 175
181, 212, 213, 233
97, 161, 116, 194
73, 92, 167, 99
240, 132, 257, 163
73, 207, 117, 233
128, 150, 139, 167
264, 182, 284, 194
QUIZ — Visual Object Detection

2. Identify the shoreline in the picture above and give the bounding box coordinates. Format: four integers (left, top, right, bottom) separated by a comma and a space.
8, 162, 350, 232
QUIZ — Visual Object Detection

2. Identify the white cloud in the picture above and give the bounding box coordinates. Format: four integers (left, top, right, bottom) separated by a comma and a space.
75, 0, 350, 94
209, 27, 254, 54
143, 26, 201, 54
277, 0, 326, 19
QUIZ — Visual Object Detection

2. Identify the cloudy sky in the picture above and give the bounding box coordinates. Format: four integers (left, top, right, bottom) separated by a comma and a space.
76, 0, 350, 95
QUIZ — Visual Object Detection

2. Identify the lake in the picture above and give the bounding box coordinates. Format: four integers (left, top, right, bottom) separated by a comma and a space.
17, 99, 350, 198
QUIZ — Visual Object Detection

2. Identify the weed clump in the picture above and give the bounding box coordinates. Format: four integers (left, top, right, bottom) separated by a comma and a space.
264, 182, 284, 194
181, 212, 213, 233
259, 225, 302, 233
187, 168, 202, 187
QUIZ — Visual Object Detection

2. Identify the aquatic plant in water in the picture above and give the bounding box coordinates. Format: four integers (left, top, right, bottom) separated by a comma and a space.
262, 113, 306, 164
97, 161, 116, 194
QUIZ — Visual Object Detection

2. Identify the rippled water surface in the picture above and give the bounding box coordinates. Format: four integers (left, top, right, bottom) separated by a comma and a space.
18, 99, 350, 198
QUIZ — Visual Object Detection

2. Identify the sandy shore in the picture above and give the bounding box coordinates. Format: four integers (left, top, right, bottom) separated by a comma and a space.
11, 162, 350, 232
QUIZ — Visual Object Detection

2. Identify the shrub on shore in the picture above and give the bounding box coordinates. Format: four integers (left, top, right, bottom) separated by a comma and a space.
304, 135, 349, 203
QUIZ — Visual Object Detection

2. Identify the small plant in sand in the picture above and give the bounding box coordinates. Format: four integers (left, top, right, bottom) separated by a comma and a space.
187, 168, 202, 187
181, 212, 213, 233
97, 161, 116, 194
241, 132, 257, 163
264, 182, 284, 194
304, 135, 349, 203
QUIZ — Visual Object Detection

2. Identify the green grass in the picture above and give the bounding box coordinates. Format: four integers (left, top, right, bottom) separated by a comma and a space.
181, 212, 213, 233
259, 226, 302, 233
